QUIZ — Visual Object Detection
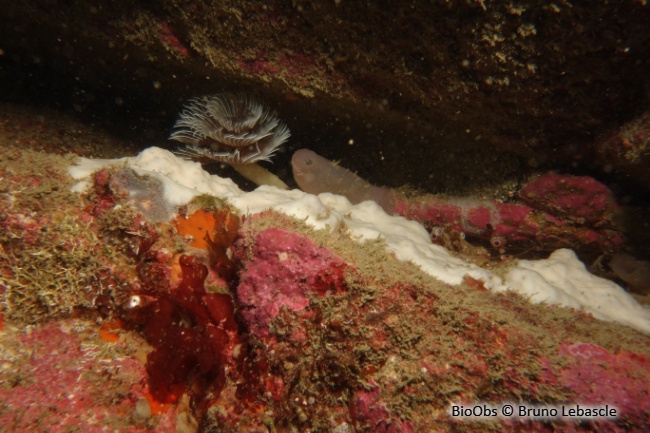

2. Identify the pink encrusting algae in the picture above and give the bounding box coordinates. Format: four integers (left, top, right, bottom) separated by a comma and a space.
235, 225, 349, 337
393, 192, 623, 251
2, 107, 650, 432
519, 172, 619, 227
0, 320, 177, 432
219, 215, 650, 431
292, 148, 625, 254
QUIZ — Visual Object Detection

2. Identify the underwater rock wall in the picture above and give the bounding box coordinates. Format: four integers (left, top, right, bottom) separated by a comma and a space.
1, 0, 649, 193
2, 2, 650, 430
1, 107, 650, 431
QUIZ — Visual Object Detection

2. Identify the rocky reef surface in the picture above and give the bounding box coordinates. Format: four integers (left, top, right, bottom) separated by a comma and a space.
1, 104, 650, 432
2, 1, 650, 431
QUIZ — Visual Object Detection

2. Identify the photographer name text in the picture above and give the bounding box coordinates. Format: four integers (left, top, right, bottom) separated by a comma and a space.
449, 403, 617, 421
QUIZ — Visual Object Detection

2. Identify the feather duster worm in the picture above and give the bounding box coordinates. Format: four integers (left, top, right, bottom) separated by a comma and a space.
171, 93, 290, 189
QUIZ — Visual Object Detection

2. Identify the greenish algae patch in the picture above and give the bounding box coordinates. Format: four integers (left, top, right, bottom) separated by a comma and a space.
0, 150, 162, 324
0, 148, 105, 323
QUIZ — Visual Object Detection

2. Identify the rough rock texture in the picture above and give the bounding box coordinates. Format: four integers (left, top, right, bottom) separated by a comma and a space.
596, 113, 650, 187
1, 107, 650, 432
554, 342, 650, 428
1, 0, 649, 194
291, 148, 625, 257
395, 190, 623, 257
222, 219, 650, 432
0, 319, 179, 432
236, 227, 348, 337
2, 4, 650, 429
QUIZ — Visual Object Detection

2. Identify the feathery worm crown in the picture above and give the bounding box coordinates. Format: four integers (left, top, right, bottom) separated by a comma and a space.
170, 93, 290, 164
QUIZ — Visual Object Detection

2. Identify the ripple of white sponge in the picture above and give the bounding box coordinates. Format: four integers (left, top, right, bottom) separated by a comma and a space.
505, 249, 650, 334
69, 147, 650, 334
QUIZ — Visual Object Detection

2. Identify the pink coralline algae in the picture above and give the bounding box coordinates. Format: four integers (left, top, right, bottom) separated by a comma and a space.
291, 148, 623, 253
0, 320, 176, 433
229, 224, 418, 430
225, 221, 650, 432
538, 342, 650, 432
5, 203, 650, 431
393, 186, 623, 254
350, 381, 415, 433
157, 21, 190, 58
394, 175, 623, 253
235, 225, 348, 337
561, 343, 650, 418
236, 58, 282, 75
519, 173, 618, 228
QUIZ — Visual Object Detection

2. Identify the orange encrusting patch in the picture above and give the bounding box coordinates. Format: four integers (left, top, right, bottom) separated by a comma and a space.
143, 386, 173, 415
100, 318, 124, 343
173, 210, 217, 249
